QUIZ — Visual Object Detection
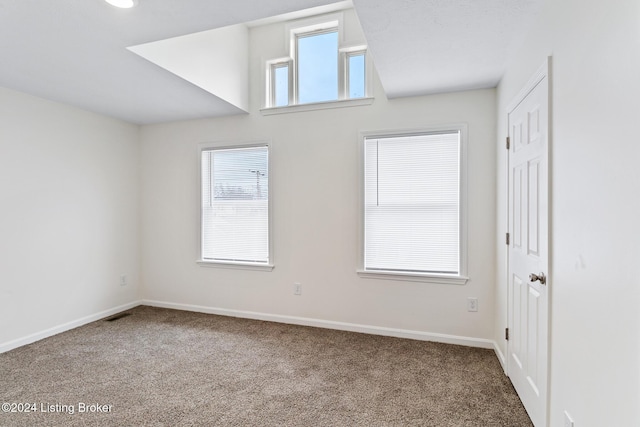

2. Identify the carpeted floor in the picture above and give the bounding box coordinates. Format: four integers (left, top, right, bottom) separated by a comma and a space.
0, 306, 532, 426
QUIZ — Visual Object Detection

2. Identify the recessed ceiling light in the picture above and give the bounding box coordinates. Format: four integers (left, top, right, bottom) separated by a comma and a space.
104, 0, 138, 9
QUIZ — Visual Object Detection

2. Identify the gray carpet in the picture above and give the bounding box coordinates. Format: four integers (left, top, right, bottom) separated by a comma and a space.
0, 306, 532, 426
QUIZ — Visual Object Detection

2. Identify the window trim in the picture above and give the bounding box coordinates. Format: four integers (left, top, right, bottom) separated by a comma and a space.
260, 96, 373, 116
197, 140, 274, 271
357, 125, 469, 285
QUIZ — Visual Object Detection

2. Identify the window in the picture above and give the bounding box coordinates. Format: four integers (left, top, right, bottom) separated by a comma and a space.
297, 30, 339, 104
359, 128, 468, 284
347, 52, 366, 99
271, 63, 290, 107
263, 14, 370, 111
199, 143, 272, 270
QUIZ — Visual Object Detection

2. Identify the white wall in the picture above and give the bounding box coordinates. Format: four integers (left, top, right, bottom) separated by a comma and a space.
495, 0, 640, 425
139, 12, 497, 343
129, 24, 249, 112
0, 87, 140, 349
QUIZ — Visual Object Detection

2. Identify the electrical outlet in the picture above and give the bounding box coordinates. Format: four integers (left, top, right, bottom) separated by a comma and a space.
467, 297, 478, 312
120, 275, 127, 287
564, 411, 574, 427
293, 282, 302, 296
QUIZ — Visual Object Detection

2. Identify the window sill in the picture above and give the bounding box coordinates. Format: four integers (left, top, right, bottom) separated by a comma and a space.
260, 97, 374, 116
197, 260, 274, 272
357, 270, 469, 285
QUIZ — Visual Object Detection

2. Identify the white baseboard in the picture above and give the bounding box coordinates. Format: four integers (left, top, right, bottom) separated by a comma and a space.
142, 299, 495, 349
1, 299, 499, 354
0, 300, 142, 354
494, 341, 507, 373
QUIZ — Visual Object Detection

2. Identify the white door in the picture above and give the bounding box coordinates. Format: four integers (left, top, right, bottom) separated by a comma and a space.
507, 60, 550, 427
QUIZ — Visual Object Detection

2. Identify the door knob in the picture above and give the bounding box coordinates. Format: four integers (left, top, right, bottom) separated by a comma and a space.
529, 272, 546, 285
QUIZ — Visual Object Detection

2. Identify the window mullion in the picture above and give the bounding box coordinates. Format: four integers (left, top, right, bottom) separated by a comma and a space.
269, 64, 277, 107
293, 34, 300, 105
288, 59, 294, 106
338, 50, 346, 100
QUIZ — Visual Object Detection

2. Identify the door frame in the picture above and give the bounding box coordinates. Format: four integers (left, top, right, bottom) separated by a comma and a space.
505, 56, 552, 426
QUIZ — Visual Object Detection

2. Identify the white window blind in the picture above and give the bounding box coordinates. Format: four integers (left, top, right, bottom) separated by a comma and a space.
364, 131, 460, 275
201, 145, 269, 264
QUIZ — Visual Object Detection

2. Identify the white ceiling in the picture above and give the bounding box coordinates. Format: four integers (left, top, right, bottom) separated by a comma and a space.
0, 0, 540, 124
353, 0, 541, 98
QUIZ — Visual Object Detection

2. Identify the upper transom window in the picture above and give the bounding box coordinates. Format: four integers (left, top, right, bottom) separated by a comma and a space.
265, 13, 368, 110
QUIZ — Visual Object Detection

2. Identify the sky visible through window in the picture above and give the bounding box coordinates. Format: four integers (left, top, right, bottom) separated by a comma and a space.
272, 29, 366, 106
349, 53, 365, 98
298, 31, 338, 104
274, 65, 288, 107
